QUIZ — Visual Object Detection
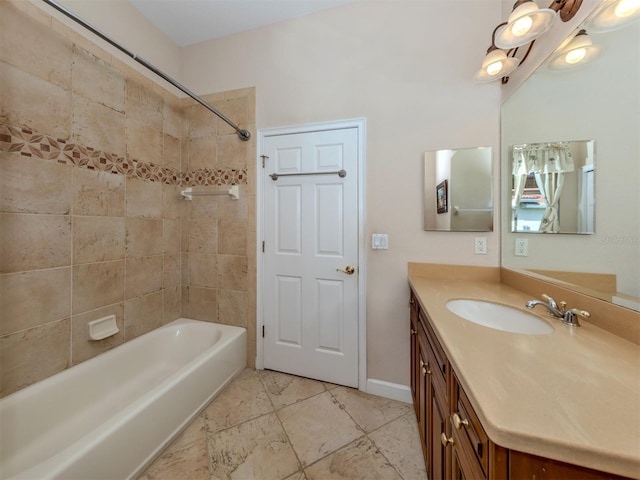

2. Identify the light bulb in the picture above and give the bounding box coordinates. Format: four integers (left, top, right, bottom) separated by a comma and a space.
615, 0, 640, 17
486, 61, 504, 76
565, 47, 587, 64
512, 15, 533, 37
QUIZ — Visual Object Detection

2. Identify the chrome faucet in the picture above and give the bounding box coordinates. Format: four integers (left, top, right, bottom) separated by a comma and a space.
525, 294, 591, 326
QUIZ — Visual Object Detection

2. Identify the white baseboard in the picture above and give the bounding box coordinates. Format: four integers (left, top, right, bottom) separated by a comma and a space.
365, 378, 412, 404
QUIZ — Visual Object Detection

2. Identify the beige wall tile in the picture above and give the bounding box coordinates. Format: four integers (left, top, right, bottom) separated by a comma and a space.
0, 213, 71, 274
189, 219, 218, 254
181, 253, 190, 285
0, 1, 72, 89
0, 267, 71, 336
73, 216, 125, 264
125, 177, 162, 218
218, 289, 248, 328
163, 254, 182, 288
73, 169, 125, 217
1, 61, 71, 140
125, 79, 164, 131
124, 291, 163, 340
213, 97, 248, 137
162, 185, 186, 220
71, 302, 125, 364
218, 255, 248, 292
183, 286, 217, 322
218, 218, 246, 255
163, 285, 182, 325
186, 104, 216, 139
72, 45, 125, 113
126, 217, 163, 256
217, 134, 248, 170
125, 255, 163, 299
163, 100, 183, 139
1, 153, 72, 214
72, 94, 125, 156
126, 117, 162, 165
218, 191, 248, 222
190, 196, 218, 220
72, 260, 124, 315
189, 253, 217, 288
188, 135, 217, 170
163, 219, 181, 254
163, 134, 181, 170
0, 318, 71, 397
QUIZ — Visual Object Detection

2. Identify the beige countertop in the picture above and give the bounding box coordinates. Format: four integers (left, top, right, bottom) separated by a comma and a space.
409, 274, 640, 479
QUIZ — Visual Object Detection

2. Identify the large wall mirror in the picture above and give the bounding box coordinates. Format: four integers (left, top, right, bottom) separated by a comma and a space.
424, 147, 493, 232
501, 9, 639, 311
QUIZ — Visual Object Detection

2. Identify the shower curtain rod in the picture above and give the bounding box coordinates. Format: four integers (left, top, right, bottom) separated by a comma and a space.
41, 0, 251, 142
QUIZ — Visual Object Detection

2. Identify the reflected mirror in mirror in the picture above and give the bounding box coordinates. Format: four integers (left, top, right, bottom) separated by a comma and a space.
424, 147, 493, 232
501, 9, 639, 311
511, 140, 595, 234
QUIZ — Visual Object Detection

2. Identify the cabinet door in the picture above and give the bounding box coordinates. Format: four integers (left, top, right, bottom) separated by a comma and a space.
410, 294, 419, 416
417, 330, 430, 466
430, 388, 448, 480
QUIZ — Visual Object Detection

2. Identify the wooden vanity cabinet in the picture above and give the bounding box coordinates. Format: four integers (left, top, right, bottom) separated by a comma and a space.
410, 290, 451, 480
408, 288, 628, 480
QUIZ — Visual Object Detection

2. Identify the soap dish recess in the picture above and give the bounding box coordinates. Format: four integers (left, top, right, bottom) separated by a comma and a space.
88, 315, 119, 341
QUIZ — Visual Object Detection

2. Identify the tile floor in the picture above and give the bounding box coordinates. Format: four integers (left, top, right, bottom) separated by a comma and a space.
138, 369, 427, 480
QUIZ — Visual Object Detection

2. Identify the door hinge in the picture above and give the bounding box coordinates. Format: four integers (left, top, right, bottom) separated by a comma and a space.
262, 325, 265, 337
262, 241, 265, 253
260, 155, 269, 168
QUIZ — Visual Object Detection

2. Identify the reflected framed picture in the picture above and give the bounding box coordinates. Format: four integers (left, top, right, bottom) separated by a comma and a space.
436, 180, 448, 214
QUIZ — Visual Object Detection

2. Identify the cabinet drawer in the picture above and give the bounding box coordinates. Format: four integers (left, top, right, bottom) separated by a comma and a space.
451, 372, 489, 477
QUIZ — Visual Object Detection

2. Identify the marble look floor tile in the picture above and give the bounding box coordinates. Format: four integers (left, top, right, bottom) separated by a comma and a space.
138, 427, 209, 480
368, 413, 427, 480
208, 412, 300, 480
304, 437, 402, 480
203, 369, 273, 434
283, 471, 307, 480
330, 386, 412, 433
278, 391, 362, 467
260, 370, 326, 410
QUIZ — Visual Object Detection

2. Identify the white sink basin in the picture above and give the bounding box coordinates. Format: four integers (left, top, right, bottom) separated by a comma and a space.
446, 299, 553, 335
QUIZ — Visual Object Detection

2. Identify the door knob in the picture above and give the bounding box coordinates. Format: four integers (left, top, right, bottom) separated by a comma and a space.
336, 266, 355, 275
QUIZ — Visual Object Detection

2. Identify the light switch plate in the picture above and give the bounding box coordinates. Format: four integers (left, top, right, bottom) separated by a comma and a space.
372, 233, 388, 250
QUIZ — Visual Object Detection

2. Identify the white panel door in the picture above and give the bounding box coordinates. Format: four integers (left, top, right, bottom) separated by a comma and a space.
262, 127, 359, 387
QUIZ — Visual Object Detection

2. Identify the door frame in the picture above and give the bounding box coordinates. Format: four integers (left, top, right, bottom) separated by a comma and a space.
256, 117, 367, 391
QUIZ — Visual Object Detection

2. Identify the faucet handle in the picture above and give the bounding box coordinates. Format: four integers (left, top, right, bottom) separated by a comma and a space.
568, 308, 591, 318
542, 294, 558, 309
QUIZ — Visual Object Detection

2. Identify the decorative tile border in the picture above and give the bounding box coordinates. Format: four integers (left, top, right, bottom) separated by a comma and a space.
0, 123, 247, 187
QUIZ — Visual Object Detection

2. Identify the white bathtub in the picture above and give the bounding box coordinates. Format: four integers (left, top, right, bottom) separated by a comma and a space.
0, 318, 246, 480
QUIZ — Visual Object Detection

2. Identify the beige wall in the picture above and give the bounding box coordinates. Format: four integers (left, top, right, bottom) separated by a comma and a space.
0, 0, 255, 397
181, 1, 503, 385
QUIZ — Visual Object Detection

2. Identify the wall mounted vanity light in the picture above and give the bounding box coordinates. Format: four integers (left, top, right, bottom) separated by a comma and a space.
547, 28, 602, 69
585, 0, 640, 32
474, 0, 584, 84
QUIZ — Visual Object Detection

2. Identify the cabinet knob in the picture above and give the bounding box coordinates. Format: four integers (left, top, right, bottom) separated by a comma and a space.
441, 432, 454, 447
411, 328, 417, 335
409, 298, 415, 307
453, 413, 469, 430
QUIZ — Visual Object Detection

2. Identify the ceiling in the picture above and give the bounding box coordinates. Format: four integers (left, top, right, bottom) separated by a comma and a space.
128, 0, 357, 47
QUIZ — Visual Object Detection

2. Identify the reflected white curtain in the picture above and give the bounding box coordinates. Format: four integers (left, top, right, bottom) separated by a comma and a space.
512, 143, 574, 233
512, 174, 527, 230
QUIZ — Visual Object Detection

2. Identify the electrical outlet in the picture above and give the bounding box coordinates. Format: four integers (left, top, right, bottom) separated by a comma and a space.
515, 238, 528, 256
474, 237, 487, 254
